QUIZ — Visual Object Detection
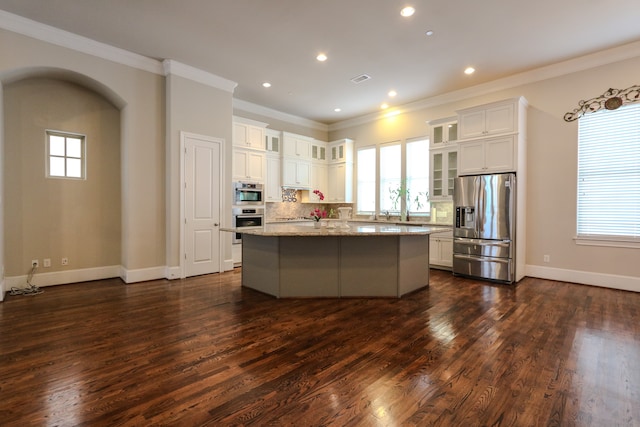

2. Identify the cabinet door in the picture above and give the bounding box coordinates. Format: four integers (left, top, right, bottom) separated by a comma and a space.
440, 238, 453, 267
458, 141, 486, 175
265, 132, 281, 154
485, 104, 515, 135
430, 151, 444, 198
329, 163, 346, 202
310, 163, 328, 201
282, 159, 310, 188
233, 123, 264, 150
484, 136, 515, 172
246, 151, 265, 181
232, 149, 249, 180
233, 122, 250, 147
265, 156, 281, 201
446, 151, 458, 197
459, 110, 486, 139
247, 126, 264, 149
283, 136, 310, 159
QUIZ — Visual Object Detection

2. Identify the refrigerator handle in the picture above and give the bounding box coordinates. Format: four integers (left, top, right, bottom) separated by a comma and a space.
455, 238, 511, 248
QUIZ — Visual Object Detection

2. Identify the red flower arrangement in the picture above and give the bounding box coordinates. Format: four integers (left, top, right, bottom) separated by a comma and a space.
310, 208, 327, 222
313, 189, 325, 201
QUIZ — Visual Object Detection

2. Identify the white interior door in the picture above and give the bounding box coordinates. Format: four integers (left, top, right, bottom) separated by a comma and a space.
184, 134, 221, 277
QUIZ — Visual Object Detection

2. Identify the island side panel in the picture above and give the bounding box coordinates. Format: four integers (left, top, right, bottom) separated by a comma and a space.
340, 236, 399, 297
280, 236, 340, 297
398, 234, 430, 296
242, 234, 280, 297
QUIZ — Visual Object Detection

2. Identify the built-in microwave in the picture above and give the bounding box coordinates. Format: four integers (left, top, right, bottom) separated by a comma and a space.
234, 182, 264, 205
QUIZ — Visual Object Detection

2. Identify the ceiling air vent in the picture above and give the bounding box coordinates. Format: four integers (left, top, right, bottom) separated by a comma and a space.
350, 74, 372, 84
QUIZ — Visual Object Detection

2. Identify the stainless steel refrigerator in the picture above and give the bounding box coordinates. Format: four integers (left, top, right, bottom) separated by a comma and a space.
453, 173, 516, 283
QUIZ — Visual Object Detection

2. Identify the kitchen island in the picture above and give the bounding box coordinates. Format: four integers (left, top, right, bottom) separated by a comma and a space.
224, 222, 450, 298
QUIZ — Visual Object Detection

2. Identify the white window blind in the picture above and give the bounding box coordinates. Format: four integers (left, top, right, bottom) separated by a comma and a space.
380, 143, 401, 213
577, 103, 640, 240
406, 139, 430, 213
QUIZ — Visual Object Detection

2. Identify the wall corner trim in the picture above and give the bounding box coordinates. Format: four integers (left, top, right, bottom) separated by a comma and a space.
163, 59, 238, 93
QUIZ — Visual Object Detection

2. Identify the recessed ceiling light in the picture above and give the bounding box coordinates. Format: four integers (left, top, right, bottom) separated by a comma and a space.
425, 30, 434, 36
388, 90, 397, 97
316, 53, 328, 62
400, 6, 415, 17
464, 67, 475, 75
381, 103, 389, 110
262, 82, 272, 88
334, 108, 342, 112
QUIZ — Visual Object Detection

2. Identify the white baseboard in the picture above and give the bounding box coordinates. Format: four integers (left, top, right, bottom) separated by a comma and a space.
223, 259, 235, 272
525, 264, 640, 293
6, 265, 122, 289
165, 266, 182, 280
119, 266, 166, 283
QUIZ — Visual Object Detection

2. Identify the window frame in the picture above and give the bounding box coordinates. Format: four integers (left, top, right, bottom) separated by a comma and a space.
355, 136, 431, 218
46, 130, 87, 180
575, 103, 640, 248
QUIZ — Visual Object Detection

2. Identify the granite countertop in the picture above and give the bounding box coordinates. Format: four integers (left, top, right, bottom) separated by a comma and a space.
222, 221, 451, 237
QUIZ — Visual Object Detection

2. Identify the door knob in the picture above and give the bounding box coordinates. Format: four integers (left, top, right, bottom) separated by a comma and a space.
213, 223, 219, 227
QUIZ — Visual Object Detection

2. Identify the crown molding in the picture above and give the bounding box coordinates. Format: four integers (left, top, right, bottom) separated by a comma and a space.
162, 60, 237, 93
233, 98, 329, 132
329, 39, 640, 132
0, 10, 163, 75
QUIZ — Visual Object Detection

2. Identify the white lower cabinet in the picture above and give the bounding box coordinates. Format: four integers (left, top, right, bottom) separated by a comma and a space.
429, 230, 453, 269
458, 135, 515, 175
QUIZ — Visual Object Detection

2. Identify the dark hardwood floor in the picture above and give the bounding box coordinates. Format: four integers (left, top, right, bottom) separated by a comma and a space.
1, 269, 639, 426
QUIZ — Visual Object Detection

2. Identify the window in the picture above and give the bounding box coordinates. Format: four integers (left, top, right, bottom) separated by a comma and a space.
577, 103, 640, 243
355, 137, 431, 216
380, 143, 401, 213
356, 147, 376, 213
406, 138, 430, 214
47, 131, 86, 179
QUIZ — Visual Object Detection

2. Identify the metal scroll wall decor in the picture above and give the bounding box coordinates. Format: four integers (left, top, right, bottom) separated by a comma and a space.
564, 84, 640, 122
281, 188, 297, 202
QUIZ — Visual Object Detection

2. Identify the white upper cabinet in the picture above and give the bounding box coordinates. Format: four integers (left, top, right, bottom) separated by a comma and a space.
328, 139, 354, 163
457, 101, 516, 140
265, 129, 281, 155
430, 147, 458, 200
429, 117, 458, 148
265, 156, 281, 202
233, 119, 266, 150
282, 132, 312, 160
328, 162, 353, 203
282, 157, 311, 188
311, 140, 327, 162
233, 148, 265, 182
458, 135, 516, 175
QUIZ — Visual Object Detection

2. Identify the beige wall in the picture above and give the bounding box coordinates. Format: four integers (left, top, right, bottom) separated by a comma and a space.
3, 77, 121, 275
0, 28, 165, 285
330, 56, 640, 287
165, 73, 234, 271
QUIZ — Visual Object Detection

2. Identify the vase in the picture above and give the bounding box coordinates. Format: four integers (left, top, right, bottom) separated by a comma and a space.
314, 221, 321, 229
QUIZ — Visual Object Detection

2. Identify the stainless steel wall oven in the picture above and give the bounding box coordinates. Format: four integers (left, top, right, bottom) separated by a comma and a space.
232, 207, 264, 244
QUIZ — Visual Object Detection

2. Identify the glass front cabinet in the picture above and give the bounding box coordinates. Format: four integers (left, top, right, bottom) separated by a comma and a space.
430, 147, 457, 200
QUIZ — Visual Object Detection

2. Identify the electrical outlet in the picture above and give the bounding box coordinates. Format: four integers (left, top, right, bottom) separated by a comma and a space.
61, 257, 69, 266
543, 254, 550, 263
31, 259, 39, 268
44, 258, 51, 268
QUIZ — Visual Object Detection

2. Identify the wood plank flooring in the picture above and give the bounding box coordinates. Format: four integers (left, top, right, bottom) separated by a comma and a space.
1, 269, 639, 426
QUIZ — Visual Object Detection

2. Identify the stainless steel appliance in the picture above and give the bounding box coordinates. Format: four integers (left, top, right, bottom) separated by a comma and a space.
234, 182, 264, 205
232, 207, 264, 244
453, 173, 516, 283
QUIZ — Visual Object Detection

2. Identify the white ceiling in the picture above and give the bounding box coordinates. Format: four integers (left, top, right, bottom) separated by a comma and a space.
1, 0, 640, 124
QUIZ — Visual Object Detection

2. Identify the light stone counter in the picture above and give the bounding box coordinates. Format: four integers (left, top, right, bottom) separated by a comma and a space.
225, 221, 449, 237
223, 222, 450, 298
